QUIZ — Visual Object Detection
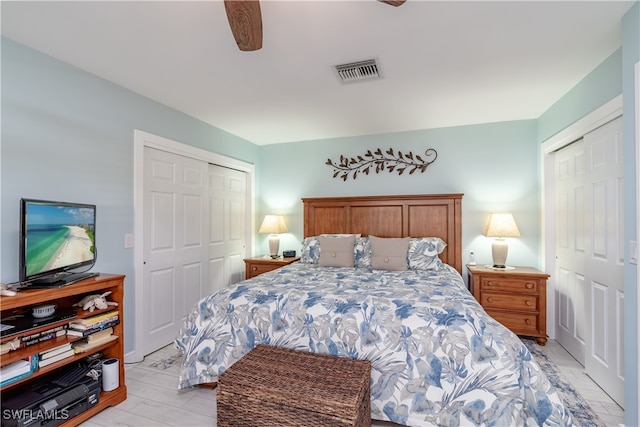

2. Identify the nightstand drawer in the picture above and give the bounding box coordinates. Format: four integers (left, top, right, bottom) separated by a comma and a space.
480, 293, 538, 311
244, 257, 300, 279
487, 310, 540, 336
249, 263, 279, 277
480, 277, 538, 293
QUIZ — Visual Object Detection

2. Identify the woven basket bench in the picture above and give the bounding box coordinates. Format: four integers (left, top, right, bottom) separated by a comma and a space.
217, 344, 371, 427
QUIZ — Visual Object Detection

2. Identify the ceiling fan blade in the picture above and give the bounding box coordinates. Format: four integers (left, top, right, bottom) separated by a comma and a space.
224, 0, 263, 51
378, 0, 406, 6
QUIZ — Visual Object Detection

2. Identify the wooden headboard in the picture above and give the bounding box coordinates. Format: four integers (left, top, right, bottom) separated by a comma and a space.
302, 194, 463, 274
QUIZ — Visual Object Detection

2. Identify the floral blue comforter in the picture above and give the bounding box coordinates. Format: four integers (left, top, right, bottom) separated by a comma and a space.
175, 263, 572, 426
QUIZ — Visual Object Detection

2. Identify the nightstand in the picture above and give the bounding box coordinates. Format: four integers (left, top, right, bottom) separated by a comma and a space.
244, 256, 300, 279
467, 264, 549, 345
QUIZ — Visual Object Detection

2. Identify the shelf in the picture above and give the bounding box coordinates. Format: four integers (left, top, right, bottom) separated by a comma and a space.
0, 274, 124, 311
0, 274, 126, 423
1, 335, 82, 366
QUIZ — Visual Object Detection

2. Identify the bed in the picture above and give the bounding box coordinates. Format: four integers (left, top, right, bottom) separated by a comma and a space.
175, 194, 572, 426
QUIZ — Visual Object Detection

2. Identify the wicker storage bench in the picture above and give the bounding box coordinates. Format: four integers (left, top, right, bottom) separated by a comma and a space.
217, 345, 371, 427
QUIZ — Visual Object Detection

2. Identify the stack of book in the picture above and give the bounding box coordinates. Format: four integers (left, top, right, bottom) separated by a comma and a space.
0, 355, 38, 386
67, 310, 119, 338
67, 311, 119, 353
72, 327, 118, 353
21, 325, 67, 347
38, 342, 75, 368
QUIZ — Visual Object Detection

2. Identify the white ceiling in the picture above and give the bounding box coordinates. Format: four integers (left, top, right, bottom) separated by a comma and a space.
1, 1, 634, 145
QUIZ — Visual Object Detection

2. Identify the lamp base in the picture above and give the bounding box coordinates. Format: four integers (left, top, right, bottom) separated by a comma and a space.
268, 235, 280, 259
491, 238, 509, 269
487, 265, 515, 271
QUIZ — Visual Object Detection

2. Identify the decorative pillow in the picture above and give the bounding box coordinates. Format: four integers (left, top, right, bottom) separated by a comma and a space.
354, 237, 371, 268
300, 235, 360, 264
318, 235, 356, 267
408, 237, 447, 270
369, 236, 410, 271
300, 237, 321, 264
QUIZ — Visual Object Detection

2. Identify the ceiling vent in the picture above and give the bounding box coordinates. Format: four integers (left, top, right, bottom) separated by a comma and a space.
334, 59, 380, 84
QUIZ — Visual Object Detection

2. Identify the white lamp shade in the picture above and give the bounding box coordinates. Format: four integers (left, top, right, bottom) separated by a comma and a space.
484, 213, 520, 268
258, 215, 289, 234
484, 213, 521, 238
259, 215, 288, 258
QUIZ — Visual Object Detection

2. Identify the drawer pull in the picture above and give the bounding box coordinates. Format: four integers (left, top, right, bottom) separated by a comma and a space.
525, 300, 532, 307
252, 266, 258, 271
526, 283, 534, 289
525, 319, 532, 326
487, 297, 493, 303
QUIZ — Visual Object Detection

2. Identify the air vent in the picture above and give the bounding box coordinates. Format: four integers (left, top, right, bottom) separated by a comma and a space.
334, 59, 380, 83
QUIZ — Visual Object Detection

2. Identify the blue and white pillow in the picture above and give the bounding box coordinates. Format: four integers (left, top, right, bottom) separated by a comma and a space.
407, 237, 447, 270
300, 237, 321, 264
354, 237, 371, 268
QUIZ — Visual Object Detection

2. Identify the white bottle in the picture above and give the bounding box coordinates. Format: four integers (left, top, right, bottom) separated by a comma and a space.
469, 251, 476, 266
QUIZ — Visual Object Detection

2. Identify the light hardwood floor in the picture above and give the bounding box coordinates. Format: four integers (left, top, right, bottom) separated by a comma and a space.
79, 340, 624, 427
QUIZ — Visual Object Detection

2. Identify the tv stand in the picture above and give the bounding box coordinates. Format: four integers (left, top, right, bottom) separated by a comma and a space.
29, 272, 99, 288
1, 274, 127, 425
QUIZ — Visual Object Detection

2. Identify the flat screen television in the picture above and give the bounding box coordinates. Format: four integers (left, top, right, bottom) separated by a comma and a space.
19, 198, 97, 287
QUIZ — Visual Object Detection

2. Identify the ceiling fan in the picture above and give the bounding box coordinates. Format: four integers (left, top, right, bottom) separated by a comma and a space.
224, 0, 406, 52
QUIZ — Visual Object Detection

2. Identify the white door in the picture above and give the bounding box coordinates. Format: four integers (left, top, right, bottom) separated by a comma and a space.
555, 139, 587, 364
554, 116, 624, 407
143, 147, 209, 355
583, 116, 624, 407
207, 164, 247, 296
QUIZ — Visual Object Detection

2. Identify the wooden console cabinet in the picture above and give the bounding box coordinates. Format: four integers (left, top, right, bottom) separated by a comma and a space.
467, 265, 549, 345
0, 274, 126, 424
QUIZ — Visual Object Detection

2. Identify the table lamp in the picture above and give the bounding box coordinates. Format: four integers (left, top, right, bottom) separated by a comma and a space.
259, 215, 289, 258
484, 212, 520, 268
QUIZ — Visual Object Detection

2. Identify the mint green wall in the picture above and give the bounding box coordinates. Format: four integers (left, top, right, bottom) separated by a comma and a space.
0, 37, 260, 353
257, 120, 542, 273
621, 3, 639, 424
537, 49, 623, 142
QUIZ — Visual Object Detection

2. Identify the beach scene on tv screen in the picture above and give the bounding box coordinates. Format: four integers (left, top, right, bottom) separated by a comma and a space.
26, 204, 95, 276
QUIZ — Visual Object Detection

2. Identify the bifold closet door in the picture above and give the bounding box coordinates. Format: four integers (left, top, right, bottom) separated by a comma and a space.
207, 164, 247, 296
583, 116, 624, 408
555, 139, 587, 365
142, 147, 209, 356
554, 116, 624, 407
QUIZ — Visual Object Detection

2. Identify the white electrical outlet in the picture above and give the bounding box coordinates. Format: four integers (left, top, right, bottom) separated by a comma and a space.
124, 234, 134, 249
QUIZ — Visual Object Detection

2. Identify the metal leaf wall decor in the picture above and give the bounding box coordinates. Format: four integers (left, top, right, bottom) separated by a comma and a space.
326, 148, 438, 181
